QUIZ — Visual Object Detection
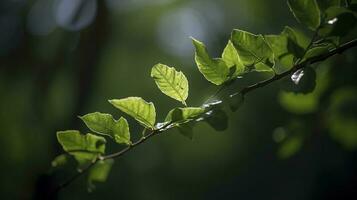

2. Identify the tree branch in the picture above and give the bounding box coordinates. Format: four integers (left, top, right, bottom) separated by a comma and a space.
55, 38, 357, 193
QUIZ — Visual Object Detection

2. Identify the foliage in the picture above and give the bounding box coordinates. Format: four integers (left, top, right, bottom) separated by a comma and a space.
53, 0, 357, 192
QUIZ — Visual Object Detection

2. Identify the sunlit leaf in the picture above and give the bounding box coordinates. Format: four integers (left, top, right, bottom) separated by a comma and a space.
231, 29, 275, 69
151, 63, 189, 105
222, 40, 246, 77
165, 107, 205, 123
80, 112, 131, 145
109, 97, 156, 129
287, 0, 321, 30
192, 38, 229, 85
88, 159, 114, 192
56, 130, 106, 168
265, 34, 295, 73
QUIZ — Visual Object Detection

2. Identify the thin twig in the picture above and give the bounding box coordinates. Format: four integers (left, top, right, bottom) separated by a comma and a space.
55, 38, 357, 193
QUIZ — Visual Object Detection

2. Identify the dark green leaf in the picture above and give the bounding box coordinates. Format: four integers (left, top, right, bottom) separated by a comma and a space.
228, 93, 244, 112
278, 136, 303, 159
205, 109, 228, 131
287, 0, 321, 30
192, 38, 229, 85
88, 159, 114, 192
282, 26, 310, 58
318, 6, 357, 37
302, 46, 330, 61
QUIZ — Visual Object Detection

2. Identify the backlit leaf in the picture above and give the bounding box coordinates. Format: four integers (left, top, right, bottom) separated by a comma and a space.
192, 38, 229, 85
165, 107, 205, 123
151, 63, 189, 105
80, 112, 131, 145
231, 29, 275, 70
222, 40, 246, 76
109, 97, 156, 129
56, 130, 106, 168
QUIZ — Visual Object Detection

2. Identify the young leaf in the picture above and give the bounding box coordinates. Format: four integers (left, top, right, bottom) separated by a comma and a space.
151, 63, 189, 105
222, 40, 246, 76
109, 97, 156, 129
165, 107, 205, 123
191, 38, 229, 85
287, 0, 321, 30
230, 29, 275, 69
80, 112, 131, 145
88, 159, 114, 192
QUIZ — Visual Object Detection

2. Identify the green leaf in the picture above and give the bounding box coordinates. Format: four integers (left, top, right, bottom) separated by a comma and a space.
165, 107, 205, 123
57, 130, 106, 154
228, 93, 244, 112
302, 46, 330, 61
151, 63, 189, 105
51, 154, 69, 168
282, 26, 310, 58
177, 122, 195, 140
192, 38, 229, 85
290, 67, 317, 94
317, 0, 341, 11
109, 97, 156, 129
265, 34, 295, 73
205, 109, 228, 131
327, 88, 357, 150
222, 40, 245, 76
230, 29, 275, 70
318, 6, 357, 37
80, 112, 131, 145
278, 135, 303, 159
287, 0, 321, 30
88, 159, 114, 192
56, 130, 106, 168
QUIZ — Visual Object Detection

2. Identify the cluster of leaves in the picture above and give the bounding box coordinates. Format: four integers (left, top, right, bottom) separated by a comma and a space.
53, 0, 357, 191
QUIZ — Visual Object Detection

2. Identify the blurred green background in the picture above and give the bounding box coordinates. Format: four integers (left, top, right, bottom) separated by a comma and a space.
1, 0, 357, 199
